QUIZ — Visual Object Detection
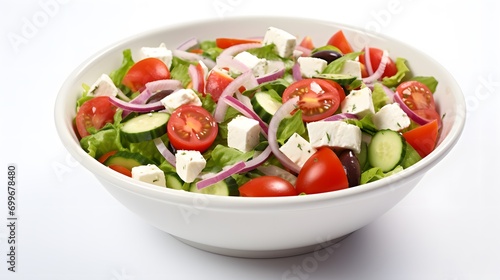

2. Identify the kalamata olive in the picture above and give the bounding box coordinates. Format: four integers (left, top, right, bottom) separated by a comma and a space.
339, 150, 361, 187
311, 50, 342, 64
146, 89, 174, 104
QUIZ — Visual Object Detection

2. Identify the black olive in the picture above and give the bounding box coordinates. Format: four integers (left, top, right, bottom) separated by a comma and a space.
339, 150, 361, 187
311, 50, 342, 64
146, 89, 174, 104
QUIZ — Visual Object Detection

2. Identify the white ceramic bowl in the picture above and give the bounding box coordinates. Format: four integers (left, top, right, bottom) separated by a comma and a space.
54, 16, 466, 258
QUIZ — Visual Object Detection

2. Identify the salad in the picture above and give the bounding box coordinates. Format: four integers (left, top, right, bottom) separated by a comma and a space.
74, 26, 442, 197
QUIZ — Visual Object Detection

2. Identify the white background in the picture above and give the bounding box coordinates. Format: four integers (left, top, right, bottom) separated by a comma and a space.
1, 0, 499, 279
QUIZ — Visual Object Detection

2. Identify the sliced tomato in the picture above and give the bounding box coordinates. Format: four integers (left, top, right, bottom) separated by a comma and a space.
358, 47, 397, 78
204, 68, 234, 102
295, 147, 349, 194
75, 96, 117, 138
108, 164, 132, 177
215, 38, 261, 49
403, 119, 439, 158
396, 81, 441, 125
167, 105, 218, 152
282, 78, 341, 122
327, 30, 354, 54
299, 36, 315, 50
325, 80, 346, 103
122, 58, 170, 92
239, 176, 298, 197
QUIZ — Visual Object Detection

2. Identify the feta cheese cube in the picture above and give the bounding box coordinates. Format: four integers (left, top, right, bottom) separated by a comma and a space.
140, 43, 173, 68
233, 51, 268, 77
227, 115, 261, 153
131, 164, 166, 187
372, 103, 411, 131
160, 88, 202, 113
340, 60, 362, 79
175, 150, 206, 183
88, 73, 120, 97
262, 26, 297, 58
279, 133, 317, 167
341, 87, 375, 118
307, 121, 362, 153
297, 57, 327, 78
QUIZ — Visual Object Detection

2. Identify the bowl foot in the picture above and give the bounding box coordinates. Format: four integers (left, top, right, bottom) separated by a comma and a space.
172, 233, 353, 259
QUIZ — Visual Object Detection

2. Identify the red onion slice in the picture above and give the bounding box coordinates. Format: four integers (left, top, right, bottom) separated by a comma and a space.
196, 161, 246, 190
176, 37, 199, 51
154, 138, 176, 167
145, 79, 182, 93
364, 46, 374, 76
213, 71, 255, 123
295, 45, 312, 57
268, 96, 301, 174
188, 64, 202, 92
256, 61, 285, 84
218, 43, 262, 58
172, 49, 216, 69
257, 165, 297, 186
292, 62, 303, 81
109, 96, 164, 113
216, 55, 250, 73
362, 50, 389, 84
322, 113, 359, 122
366, 83, 395, 102
223, 95, 269, 137
239, 145, 272, 173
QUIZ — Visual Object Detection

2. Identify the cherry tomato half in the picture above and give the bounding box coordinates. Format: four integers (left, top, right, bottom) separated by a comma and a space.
167, 105, 218, 152
282, 78, 341, 122
299, 36, 315, 50
122, 58, 170, 92
358, 47, 398, 78
215, 38, 261, 49
295, 147, 349, 194
396, 81, 441, 125
239, 176, 298, 197
327, 30, 354, 54
204, 68, 234, 102
403, 119, 439, 158
75, 96, 117, 138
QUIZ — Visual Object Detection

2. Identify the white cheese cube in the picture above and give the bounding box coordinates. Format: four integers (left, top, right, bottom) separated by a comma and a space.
175, 150, 206, 183
262, 26, 297, 58
297, 57, 327, 78
341, 87, 375, 118
160, 88, 202, 113
372, 103, 411, 131
233, 51, 268, 77
131, 164, 166, 187
279, 133, 317, 167
307, 121, 362, 154
227, 115, 261, 153
88, 74, 120, 97
340, 60, 362, 79
140, 43, 173, 68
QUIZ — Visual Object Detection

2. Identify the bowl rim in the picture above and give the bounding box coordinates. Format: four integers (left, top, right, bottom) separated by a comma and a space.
54, 15, 466, 208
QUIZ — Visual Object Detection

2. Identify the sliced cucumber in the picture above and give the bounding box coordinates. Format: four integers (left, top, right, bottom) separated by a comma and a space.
189, 176, 239, 196
165, 172, 186, 190
120, 112, 169, 143
104, 151, 154, 170
251, 91, 282, 122
368, 130, 406, 172
313, 73, 358, 87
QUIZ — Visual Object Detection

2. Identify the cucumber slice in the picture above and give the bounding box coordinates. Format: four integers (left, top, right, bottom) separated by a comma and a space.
104, 151, 154, 169
251, 92, 282, 122
165, 172, 186, 190
313, 73, 358, 87
189, 176, 239, 196
368, 130, 406, 172
121, 112, 169, 143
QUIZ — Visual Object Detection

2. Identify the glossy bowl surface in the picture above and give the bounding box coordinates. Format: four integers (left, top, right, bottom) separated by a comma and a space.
54, 16, 466, 258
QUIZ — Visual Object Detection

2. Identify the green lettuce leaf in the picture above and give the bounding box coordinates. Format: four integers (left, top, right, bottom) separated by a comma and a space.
170, 56, 192, 87
109, 49, 135, 96
409, 76, 439, 93
277, 110, 306, 145
322, 52, 362, 74
360, 165, 403, 184
204, 144, 255, 173
381, 57, 409, 88
199, 40, 223, 61
371, 83, 390, 112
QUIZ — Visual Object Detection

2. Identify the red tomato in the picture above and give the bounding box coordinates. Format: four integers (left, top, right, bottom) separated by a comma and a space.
299, 36, 315, 50
396, 81, 441, 125
403, 119, 439, 158
282, 78, 341, 122
325, 80, 346, 103
167, 105, 218, 152
215, 38, 261, 49
122, 58, 170, 92
108, 164, 132, 177
327, 30, 354, 54
358, 47, 397, 78
239, 176, 297, 197
98, 150, 118, 164
295, 147, 349, 194
205, 68, 234, 102
75, 96, 117, 138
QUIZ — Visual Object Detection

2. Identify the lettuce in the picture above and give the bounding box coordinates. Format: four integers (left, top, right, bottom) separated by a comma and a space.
382, 57, 409, 88
361, 165, 403, 184
109, 49, 135, 96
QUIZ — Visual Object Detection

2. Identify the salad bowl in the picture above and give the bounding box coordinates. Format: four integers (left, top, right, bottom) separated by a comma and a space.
54, 16, 466, 258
